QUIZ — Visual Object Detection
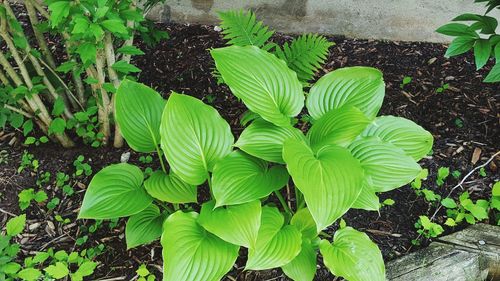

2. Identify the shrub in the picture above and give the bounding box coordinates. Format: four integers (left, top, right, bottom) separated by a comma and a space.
0, 0, 167, 147
436, 0, 499, 83
78, 43, 433, 280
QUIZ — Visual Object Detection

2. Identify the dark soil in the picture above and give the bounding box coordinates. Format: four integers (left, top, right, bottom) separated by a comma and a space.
1, 23, 499, 281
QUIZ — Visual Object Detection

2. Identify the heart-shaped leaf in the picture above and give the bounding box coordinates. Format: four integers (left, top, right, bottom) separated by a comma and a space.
282, 239, 317, 281
307, 106, 371, 151
198, 200, 261, 248
349, 137, 421, 192
351, 183, 380, 211
290, 208, 317, 240
306, 67, 385, 120
211, 45, 304, 127
161, 211, 239, 281
161, 93, 233, 185
115, 80, 166, 153
283, 139, 364, 231
320, 227, 385, 281
359, 116, 433, 161
144, 171, 197, 204
79, 164, 152, 219
235, 118, 306, 163
126, 204, 164, 249
246, 206, 302, 270
212, 151, 289, 207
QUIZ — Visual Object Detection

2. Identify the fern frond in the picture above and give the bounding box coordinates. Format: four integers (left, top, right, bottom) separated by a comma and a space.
275, 34, 334, 82
217, 9, 274, 50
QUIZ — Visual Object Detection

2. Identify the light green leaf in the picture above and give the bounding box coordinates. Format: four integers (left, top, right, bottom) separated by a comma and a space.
72, 17, 89, 34
144, 171, 197, 204
484, 63, 500, 83
474, 39, 491, 70
211, 45, 304, 127
45, 262, 69, 279
493, 182, 500, 197
126, 204, 164, 249
49, 117, 66, 134
78, 163, 152, 219
359, 115, 433, 161
282, 239, 317, 281
306, 66, 385, 120
246, 206, 302, 270
56, 61, 77, 73
76, 43, 97, 64
290, 208, 317, 240
198, 200, 261, 248
101, 19, 128, 34
48, 1, 70, 27
117, 45, 145, 55
351, 184, 380, 211
17, 268, 42, 281
235, 118, 306, 163
115, 80, 165, 152
6, 214, 26, 236
52, 97, 66, 116
161, 93, 233, 185
283, 139, 364, 231
445, 36, 476, 57
441, 197, 458, 209
111, 61, 141, 74
320, 227, 385, 281
161, 211, 239, 281
349, 137, 421, 192
436, 23, 478, 37
212, 151, 289, 207
307, 106, 371, 151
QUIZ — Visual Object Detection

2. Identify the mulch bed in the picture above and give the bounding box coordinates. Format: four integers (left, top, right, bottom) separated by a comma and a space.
0, 22, 499, 280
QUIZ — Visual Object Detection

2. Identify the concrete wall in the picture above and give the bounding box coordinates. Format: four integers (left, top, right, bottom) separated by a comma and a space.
146, 0, 500, 42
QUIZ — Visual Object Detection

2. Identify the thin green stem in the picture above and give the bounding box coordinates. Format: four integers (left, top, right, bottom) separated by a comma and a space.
274, 190, 293, 215
173, 203, 180, 211
155, 144, 167, 173
207, 174, 214, 199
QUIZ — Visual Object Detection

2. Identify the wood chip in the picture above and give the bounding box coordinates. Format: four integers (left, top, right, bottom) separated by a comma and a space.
471, 147, 482, 164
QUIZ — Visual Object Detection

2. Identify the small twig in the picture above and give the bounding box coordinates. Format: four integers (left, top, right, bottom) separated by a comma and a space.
94, 277, 127, 281
0, 207, 17, 217
3, 104, 33, 118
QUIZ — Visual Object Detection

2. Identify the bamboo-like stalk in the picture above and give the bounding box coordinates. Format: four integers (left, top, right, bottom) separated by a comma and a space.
121, 0, 137, 63
23, 0, 56, 69
94, 54, 112, 146
103, 33, 124, 148
61, 33, 86, 107
0, 65, 10, 85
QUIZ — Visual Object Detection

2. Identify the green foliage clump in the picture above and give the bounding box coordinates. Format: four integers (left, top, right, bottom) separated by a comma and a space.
436, 0, 500, 82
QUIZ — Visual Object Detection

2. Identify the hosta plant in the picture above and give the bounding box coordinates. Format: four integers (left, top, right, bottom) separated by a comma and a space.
78, 45, 433, 281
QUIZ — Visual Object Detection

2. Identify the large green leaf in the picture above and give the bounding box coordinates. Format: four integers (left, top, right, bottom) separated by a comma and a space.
212, 151, 289, 207
320, 227, 385, 281
235, 118, 306, 164
211, 45, 304, 127
246, 207, 302, 270
349, 137, 421, 192
282, 239, 317, 281
161, 211, 239, 281
307, 106, 371, 151
290, 208, 317, 240
144, 171, 197, 204
351, 183, 380, 211
125, 204, 164, 249
283, 139, 364, 231
115, 80, 165, 152
78, 164, 152, 219
160, 93, 233, 185
359, 116, 433, 161
306, 67, 385, 120
198, 200, 261, 248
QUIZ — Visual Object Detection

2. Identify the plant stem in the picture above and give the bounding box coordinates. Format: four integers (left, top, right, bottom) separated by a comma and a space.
155, 144, 167, 173
94, 54, 111, 145
24, 0, 56, 69
274, 190, 293, 215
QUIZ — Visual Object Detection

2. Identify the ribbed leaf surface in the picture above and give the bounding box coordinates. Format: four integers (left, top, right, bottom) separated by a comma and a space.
349, 137, 421, 192
351, 183, 380, 211
212, 151, 289, 207
320, 227, 385, 281
125, 204, 164, 249
283, 139, 364, 231
282, 239, 317, 281
246, 207, 302, 270
160, 93, 233, 185
235, 118, 306, 163
115, 80, 166, 153
161, 211, 239, 281
359, 116, 433, 161
198, 200, 261, 248
307, 106, 371, 151
290, 208, 317, 240
144, 171, 197, 204
211, 46, 304, 127
79, 164, 151, 219
306, 67, 385, 120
